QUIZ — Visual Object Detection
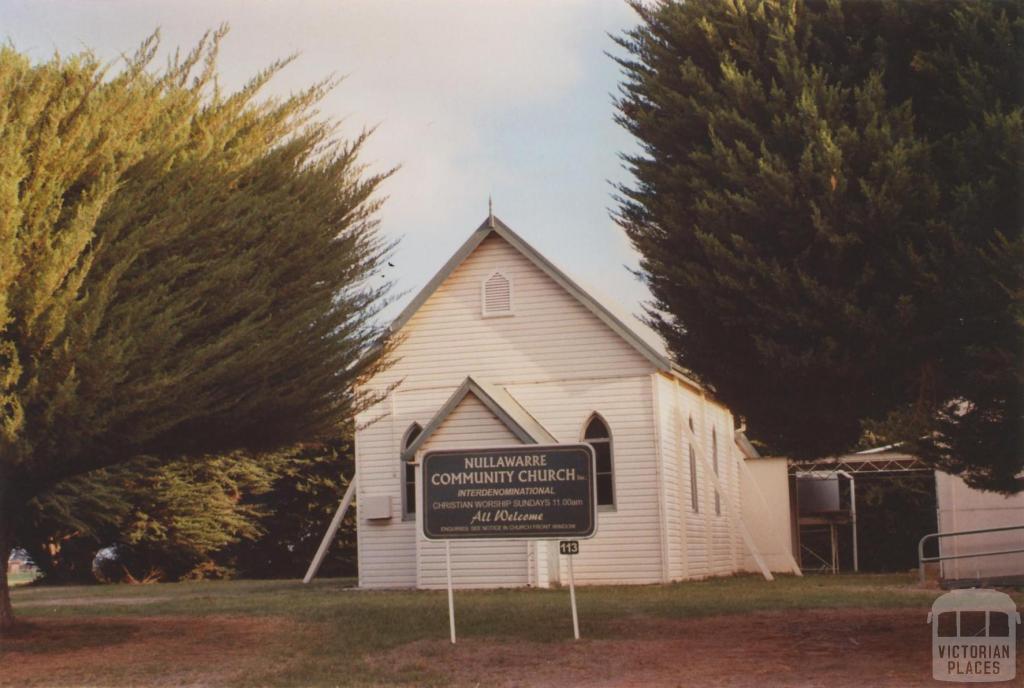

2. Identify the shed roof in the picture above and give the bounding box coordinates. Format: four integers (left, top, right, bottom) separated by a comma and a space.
401, 376, 557, 462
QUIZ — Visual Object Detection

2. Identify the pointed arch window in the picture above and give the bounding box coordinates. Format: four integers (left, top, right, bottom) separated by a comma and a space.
584, 414, 615, 507
401, 423, 422, 519
712, 427, 721, 515
688, 415, 699, 513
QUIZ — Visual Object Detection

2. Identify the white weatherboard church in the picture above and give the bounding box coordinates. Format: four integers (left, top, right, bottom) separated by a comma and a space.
354, 215, 796, 589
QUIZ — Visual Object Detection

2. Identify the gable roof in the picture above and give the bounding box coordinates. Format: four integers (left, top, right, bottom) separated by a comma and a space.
402, 376, 557, 462
387, 215, 691, 379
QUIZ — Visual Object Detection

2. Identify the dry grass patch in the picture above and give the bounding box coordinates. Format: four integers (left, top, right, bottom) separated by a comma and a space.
6, 575, 1020, 686
0, 615, 316, 687
364, 608, 1018, 688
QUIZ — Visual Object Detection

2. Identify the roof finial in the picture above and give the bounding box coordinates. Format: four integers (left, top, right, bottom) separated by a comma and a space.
488, 195, 495, 228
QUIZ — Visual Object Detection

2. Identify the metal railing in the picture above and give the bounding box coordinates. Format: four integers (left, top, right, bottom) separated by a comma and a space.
918, 524, 1024, 583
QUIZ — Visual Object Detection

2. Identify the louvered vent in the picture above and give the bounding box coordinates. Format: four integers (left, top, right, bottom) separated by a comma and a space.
482, 271, 512, 317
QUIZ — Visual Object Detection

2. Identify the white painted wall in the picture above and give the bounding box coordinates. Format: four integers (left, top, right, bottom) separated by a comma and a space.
935, 471, 1024, 581
653, 374, 683, 580
506, 375, 664, 585
355, 230, 750, 588
356, 385, 453, 589
415, 393, 532, 589
356, 232, 657, 588
653, 375, 742, 580
740, 457, 796, 573
370, 234, 654, 392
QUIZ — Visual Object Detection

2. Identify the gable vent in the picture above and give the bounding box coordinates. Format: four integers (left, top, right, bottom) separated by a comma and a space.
482, 271, 513, 317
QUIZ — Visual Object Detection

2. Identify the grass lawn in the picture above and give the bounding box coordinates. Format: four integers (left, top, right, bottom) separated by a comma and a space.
8, 570, 39, 587
5, 573, 1022, 687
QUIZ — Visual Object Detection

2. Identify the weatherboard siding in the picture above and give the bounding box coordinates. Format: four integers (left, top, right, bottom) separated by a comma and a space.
371, 233, 653, 392
702, 401, 740, 574
415, 393, 531, 589
655, 374, 685, 580
355, 395, 407, 589
505, 375, 664, 585
658, 376, 742, 579
356, 384, 463, 589
355, 225, 754, 589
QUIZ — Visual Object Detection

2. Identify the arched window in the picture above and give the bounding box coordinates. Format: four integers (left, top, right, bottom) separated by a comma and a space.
712, 427, 721, 515
688, 415, 699, 513
401, 423, 422, 518
583, 414, 614, 507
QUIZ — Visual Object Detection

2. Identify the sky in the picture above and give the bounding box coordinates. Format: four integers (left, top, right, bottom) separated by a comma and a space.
2, 0, 651, 322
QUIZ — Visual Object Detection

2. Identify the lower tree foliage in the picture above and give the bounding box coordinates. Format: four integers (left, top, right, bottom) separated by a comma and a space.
21, 442, 356, 583
0, 28, 393, 630
24, 454, 277, 583
227, 440, 357, 580
613, 0, 1023, 491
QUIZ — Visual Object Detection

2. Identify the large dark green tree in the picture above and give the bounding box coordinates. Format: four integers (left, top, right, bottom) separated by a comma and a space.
613, 0, 1023, 491
0, 29, 393, 630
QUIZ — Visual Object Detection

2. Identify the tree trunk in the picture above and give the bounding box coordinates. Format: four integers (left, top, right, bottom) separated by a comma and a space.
0, 521, 15, 633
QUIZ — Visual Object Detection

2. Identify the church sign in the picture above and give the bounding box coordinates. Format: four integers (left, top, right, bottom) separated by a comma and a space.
421, 444, 597, 540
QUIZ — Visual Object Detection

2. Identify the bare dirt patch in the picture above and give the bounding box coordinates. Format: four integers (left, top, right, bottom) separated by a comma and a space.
366, 608, 1020, 687
0, 615, 312, 687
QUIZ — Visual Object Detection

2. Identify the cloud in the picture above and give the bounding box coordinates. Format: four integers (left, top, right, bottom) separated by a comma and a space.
303, 1, 594, 234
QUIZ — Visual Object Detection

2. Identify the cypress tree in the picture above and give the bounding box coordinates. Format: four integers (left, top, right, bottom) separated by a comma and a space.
613, 0, 1022, 492
0, 29, 393, 630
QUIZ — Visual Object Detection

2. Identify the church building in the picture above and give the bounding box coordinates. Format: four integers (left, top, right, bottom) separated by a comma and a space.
354, 215, 795, 589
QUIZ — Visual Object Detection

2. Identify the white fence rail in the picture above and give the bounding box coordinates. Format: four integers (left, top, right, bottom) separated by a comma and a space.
918, 524, 1024, 584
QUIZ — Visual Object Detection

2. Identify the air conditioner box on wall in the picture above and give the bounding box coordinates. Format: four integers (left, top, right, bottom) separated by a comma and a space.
361, 495, 392, 520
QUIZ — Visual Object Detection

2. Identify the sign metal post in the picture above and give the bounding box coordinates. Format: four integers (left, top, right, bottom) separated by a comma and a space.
562, 541, 581, 640
445, 540, 456, 644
